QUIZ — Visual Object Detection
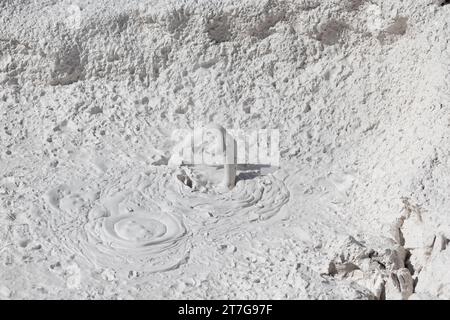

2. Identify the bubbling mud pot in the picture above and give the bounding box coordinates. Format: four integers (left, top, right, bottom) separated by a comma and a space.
174, 166, 289, 223
41, 164, 289, 275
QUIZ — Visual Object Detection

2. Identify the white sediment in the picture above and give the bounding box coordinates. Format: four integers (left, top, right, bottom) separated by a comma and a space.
0, 0, 449, 299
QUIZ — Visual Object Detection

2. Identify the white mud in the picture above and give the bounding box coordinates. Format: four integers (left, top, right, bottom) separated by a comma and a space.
0, 0, 449, 299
